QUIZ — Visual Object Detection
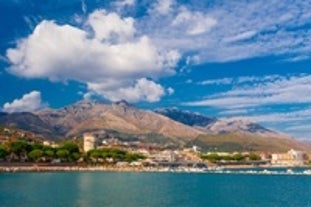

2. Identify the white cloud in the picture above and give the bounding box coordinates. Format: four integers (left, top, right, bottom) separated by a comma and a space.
171, 7, 217, 35
199, 78, 233, 85
140, 0, 311, 63
167, 87, 174, 95
6, 10, 180, 103
227, 108, 311, 139
87, 10, 135, 43
81, 0, 87, 14
113, 0, 135, 8
223, 30, 257, 43
186, 74, 311, 109
184, 74, 311, 139
89, 78, 166, 102
2, 91, 46, 113
150, 0, 174, 15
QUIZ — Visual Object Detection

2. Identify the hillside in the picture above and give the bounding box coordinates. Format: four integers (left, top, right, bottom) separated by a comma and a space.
155, 108, 217, 127
35, 101, 203, 140
0, 112, 55, 138
156, 108, 308, 152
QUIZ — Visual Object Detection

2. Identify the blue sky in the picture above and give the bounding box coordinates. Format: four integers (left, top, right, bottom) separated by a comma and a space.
0, 0, 311, 139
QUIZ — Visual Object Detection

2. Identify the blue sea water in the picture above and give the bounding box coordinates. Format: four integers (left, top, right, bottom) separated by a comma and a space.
0, 171, 311, 207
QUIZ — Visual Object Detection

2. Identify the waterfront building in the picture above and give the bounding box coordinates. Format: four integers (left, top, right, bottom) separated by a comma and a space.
271, 149, 308, 166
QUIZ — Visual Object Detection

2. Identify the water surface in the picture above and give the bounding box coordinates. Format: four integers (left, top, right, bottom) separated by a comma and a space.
0, 172, 311, 207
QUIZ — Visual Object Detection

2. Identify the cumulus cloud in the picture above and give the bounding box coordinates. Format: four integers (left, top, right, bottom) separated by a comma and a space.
88, 78, 166, 102
87, 10, 135, 42
6, 9, 180, 103
2, 91, 46, 113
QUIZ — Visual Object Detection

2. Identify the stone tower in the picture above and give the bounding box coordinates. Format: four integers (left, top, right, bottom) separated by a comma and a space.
83, 133, 96, 152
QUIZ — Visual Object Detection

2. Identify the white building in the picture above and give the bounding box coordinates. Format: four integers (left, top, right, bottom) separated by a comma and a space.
271, 149, 308, 166
83, 133, 96, 152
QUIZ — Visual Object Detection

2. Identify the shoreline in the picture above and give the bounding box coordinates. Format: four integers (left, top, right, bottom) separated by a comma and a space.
0, 164, 310, 173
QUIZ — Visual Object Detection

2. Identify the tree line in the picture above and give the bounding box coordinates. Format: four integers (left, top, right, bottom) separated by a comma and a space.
201, 153, 261, 163
0, 139, 145, 164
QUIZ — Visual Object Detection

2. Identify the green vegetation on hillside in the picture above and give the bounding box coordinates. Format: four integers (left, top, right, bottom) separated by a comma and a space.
88, 148, 145, 163
0, 139, 145, 164
201, 152, 261, 163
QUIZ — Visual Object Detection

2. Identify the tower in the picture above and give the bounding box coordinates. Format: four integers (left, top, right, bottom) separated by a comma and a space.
83, 133, 96, 152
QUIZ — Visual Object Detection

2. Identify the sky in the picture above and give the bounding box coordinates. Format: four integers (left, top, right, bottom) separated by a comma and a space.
0, 0, 311, 139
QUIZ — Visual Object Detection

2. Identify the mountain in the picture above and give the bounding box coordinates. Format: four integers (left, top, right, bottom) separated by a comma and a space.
155, 108, 310, 152
0, 112, 55, 137
155, 108, 217, 127
199, 118, 291, 139
35, 101, 203, 141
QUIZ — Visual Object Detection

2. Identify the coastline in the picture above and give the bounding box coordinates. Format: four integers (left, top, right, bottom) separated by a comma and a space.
1, 163, 310, 173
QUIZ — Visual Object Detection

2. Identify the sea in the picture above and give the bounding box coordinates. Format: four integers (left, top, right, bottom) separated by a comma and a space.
1, 169, 311, 207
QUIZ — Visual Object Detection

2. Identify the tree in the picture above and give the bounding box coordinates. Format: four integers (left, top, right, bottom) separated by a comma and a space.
232, 153, 245, 161
28, 149, 43, 162
32, 143, 44, 150
125, 153, 145, 162
71, 152, 81, 161
0, 146, 8, 160
248, 153, 261, 161
61, 141, 79, 154
201, 153, 221, 161
10, 141, 31, 156
56, 149, 69, 160
44, 150, 55, 158
88, 150, 102, 162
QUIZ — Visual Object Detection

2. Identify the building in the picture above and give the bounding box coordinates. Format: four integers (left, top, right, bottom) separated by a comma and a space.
271, 149, 308, 166
83, 133, 96, 152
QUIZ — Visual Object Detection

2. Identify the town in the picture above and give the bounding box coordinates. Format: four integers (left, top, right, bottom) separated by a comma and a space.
0, 127, 310, 172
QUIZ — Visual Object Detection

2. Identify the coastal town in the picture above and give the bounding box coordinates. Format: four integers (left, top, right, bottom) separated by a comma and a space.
0, 127, 310, 173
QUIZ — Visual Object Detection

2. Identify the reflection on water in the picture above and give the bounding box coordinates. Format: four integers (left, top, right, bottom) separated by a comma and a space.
1, 171, 311, 207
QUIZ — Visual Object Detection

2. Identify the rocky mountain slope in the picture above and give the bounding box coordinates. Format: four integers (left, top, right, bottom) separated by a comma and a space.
0, 112, 55, 137
155, 108, 308, 152
35, 100, 203, 140
155, 108, 217, 127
